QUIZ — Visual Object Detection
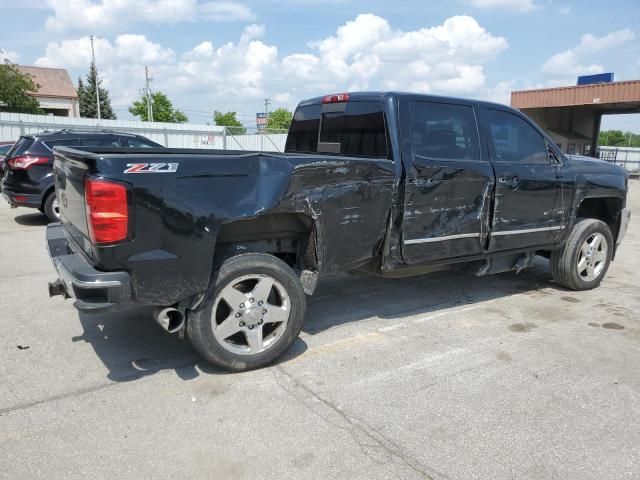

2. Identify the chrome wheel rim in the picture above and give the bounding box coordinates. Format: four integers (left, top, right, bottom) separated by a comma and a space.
211, 274, 290, 356
577, 232, 608, 282
52, 198, 60, 218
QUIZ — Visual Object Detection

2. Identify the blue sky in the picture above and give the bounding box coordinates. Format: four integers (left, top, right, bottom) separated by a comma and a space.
1, 0, 639, 130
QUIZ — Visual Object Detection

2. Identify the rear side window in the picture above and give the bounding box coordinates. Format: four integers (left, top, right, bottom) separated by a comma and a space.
318, 102, 387, 158
285, 104, 321, 153
410, 102, 480, 160
43, 139, 80, 150
484, 109, 547, 164
80, 137, 120, 147
124, 137, 158, 148
285, 101, 388, 158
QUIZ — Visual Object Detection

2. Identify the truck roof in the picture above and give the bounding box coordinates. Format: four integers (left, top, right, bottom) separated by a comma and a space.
297, 91, 510, 110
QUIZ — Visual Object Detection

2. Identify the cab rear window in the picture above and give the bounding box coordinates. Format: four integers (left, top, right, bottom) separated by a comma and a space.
286, 101, 388, 159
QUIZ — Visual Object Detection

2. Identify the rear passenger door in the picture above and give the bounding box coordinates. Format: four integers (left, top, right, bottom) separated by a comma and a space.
400, 97, 494, 264
480, 106, 564, 251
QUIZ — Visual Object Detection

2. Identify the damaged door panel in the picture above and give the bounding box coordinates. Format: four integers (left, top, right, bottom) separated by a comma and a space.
399, 97, 494, 263
481, 106, 564, 251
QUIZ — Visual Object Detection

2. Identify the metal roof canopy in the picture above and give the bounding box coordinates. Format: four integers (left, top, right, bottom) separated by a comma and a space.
511, 80, 640, 114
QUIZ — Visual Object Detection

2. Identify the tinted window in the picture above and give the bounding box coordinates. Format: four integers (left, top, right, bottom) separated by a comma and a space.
80, 137, 120, 147
485, 109, 547, 163
43, 139, 80, 150
0, 144, 13, 155
318, 102, 387, 158
5, 136, 34, 158
285, 104, 321, 153
410, 102, 480, 160
125, 137, 158, 148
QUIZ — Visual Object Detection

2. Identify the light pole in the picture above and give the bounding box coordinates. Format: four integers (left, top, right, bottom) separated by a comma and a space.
90, 35, 101, 121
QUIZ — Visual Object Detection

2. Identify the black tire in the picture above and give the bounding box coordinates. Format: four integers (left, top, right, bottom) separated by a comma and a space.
187, 253, 306, 371
550, 218, 613, 290
43, 191, 60, 223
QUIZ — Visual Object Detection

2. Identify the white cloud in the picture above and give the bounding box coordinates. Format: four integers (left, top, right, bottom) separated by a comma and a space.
466, 0, 539, 12
34, 14, 509, 120
0, 48, 20, 63
541, 29, 635, 78
44, 0, 254, 33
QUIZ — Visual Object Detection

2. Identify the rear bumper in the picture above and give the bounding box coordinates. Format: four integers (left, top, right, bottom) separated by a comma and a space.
2, 187, 42, 208
47, 223, 132, 313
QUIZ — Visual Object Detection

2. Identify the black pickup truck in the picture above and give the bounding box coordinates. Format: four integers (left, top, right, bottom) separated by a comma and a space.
47, 92, 631, 371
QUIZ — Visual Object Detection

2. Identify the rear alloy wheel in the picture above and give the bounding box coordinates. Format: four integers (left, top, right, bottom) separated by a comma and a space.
551, 218, 613, 290
43, 192, 61, 223
187, 253, 306, 371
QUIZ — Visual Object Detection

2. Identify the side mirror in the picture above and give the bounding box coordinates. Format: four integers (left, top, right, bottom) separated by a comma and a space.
547, 146, 561, 164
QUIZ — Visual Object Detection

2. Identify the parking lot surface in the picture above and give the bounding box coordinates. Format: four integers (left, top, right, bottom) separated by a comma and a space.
1, 184, 639, 480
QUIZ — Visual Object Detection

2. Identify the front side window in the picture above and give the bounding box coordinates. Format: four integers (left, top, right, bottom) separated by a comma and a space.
410, 102, 480, 160
485, 109, 547, 163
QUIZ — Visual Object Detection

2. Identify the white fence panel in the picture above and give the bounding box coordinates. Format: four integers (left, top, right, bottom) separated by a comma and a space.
0, 113, 290, 152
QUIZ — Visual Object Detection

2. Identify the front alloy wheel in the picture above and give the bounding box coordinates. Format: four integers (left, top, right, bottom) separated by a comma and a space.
577, 232, 608, 282
550, 218, 613, 290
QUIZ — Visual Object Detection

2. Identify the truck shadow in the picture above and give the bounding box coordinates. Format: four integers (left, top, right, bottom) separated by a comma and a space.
74, 307, 309, 382
13, 212, 49, 226
74, 259, 554, 382
303, 258, 555, 335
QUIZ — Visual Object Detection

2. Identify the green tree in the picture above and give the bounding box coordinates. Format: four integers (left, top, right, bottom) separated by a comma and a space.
599, 129, 640, 147
214, 111, 246, 134
0, 62, 43, 114
78, 62, 116, 119
129, 91, 188, 123
266, 107, 292, 131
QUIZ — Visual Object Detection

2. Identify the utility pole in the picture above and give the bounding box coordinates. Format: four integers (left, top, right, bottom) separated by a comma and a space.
145, 66, 153, 122
264, 98, 271, 115
90, 35, 101, 120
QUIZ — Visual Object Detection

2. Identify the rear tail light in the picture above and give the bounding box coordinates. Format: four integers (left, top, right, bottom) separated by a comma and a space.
322, 93, 350, 104
7, 155, 49, 169
85, 177, 129, 244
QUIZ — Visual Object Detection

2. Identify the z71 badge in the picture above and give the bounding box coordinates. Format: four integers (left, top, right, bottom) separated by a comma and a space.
124, 163, 179, 174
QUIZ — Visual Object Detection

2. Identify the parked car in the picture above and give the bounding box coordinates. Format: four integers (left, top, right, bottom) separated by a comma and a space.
1, 130, 162, 221
0, 142, 13, 176
46, 92, 630, 371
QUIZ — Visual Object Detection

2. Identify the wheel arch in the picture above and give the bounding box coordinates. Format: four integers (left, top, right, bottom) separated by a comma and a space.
575, 196, 624, 243
214, 212, 321, 272
41, 185, 55, 208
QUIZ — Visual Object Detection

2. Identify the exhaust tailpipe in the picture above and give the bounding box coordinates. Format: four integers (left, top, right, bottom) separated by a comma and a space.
154, 307, 185, 334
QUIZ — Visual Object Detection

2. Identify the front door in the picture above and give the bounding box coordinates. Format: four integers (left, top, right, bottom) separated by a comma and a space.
400, 97, 495, 264
480, 106, 564, 251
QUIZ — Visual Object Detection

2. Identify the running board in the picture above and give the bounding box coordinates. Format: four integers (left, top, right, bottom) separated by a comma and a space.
474, 251, 535, 276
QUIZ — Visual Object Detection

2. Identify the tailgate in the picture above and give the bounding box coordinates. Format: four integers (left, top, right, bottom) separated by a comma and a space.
53, 149, 93, 256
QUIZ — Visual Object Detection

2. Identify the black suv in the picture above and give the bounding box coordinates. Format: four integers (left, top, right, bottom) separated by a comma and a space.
1, 130, 161, 221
